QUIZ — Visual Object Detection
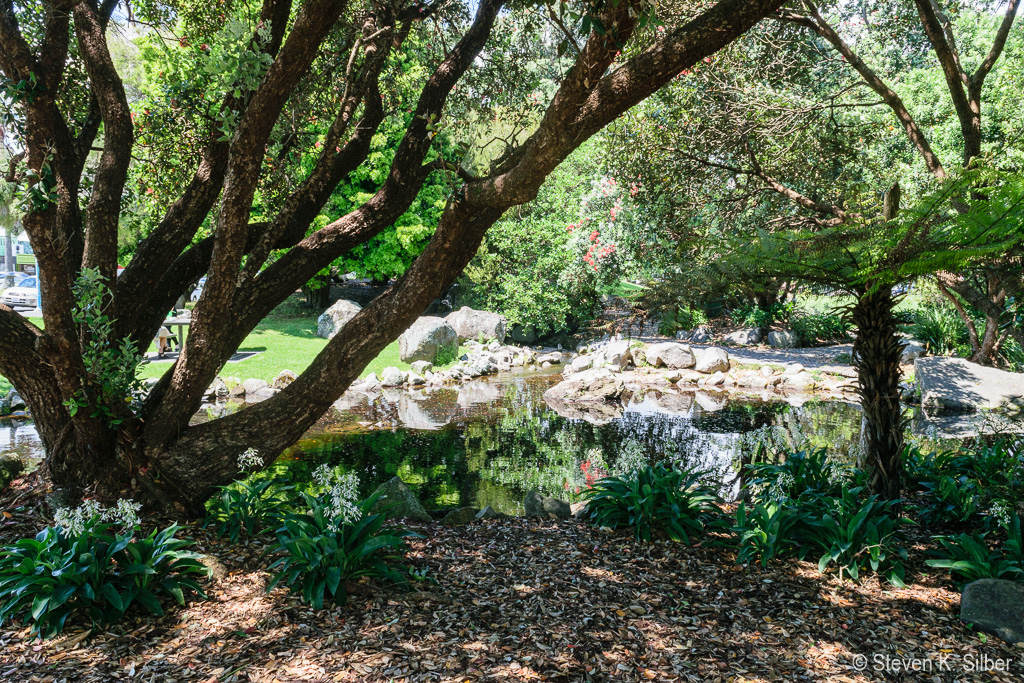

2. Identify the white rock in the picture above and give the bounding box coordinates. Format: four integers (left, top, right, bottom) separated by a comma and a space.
695, 347, 730, 374
316, 300, 362, 339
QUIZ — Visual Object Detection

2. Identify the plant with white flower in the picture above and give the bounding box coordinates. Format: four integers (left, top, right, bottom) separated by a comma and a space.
990, 500, 1013, 528
237, 447, 263, 471
53, 498, 141, 537
312, 464, 362, 530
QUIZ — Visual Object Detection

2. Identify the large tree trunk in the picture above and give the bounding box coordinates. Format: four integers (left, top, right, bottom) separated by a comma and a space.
851, 288, 906, 502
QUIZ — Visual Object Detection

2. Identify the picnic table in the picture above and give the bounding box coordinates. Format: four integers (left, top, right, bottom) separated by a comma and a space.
165, 316, 191, 347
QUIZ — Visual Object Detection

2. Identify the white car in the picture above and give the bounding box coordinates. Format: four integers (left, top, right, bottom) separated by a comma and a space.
1, 276, 38, 307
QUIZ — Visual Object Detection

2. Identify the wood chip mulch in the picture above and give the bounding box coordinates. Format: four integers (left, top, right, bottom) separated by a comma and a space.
1, 513, 1021, 682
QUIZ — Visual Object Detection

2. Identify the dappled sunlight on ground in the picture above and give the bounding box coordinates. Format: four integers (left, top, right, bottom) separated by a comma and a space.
1, 518, 1019, 681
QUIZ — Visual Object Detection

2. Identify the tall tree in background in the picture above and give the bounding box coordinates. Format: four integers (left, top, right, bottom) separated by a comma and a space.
0, 0, 787, 512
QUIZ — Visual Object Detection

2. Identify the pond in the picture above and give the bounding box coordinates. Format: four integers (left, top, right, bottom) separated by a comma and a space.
6, 366, 1020, 514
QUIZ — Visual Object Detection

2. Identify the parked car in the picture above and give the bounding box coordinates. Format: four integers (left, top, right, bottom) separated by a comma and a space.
0, 271, 27, 291
0, 276, 38, 307
190, 276, 206, 302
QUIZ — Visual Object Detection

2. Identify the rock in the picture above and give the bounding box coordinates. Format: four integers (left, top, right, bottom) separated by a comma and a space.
369, 476, 432, 522
411, 360, 433, 375
536, 351, 563, 365
242, 378, 269, 395
570, 501, 589, 518
675, 329, 691, 341
706, 371, 726, 386
363, 372, 381, 390
272, 369, 298, 389
759, 366, 774, 377
645, 342, 696, 369
917, 356, 1024, 412
694, 347, 730, 374
783, 363, 806, 375
206, 376, 229, 398
567, 355, 593, 374
601, 340, 633, 371
960, 579, 1024, 644
785, 371, 817, 390
543, 368, 625, 402
767, 330, 800, 348
545, 397, 623, 425
0, 453, 25, 490
509, 324, 537, 344
476, 506, 503, 520
399, 316, 459, 364
228, 382, 246, 397
197, 554, 228, 580
316, 299, 362, 339
380, 366, 406, 387
694, 391, 727, 412
440, 506, 481, 525
523, 489, 572, 519
664, 369, 682, 383
900, 340, 926, 364
689, 326, 713, 343
446, 306, 507, 343
724, 328, 763, 346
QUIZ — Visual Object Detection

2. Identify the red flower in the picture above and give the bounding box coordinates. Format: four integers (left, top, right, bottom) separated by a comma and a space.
590, 231, 599, 241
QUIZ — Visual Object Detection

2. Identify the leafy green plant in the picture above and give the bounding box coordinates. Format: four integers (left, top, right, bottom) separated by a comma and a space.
267, 492, 414, 608
917, 475, 983, 525
745, 448, 852, 502
803, 488, 909, 586
927, 514, 1024, 587
204, 478, 294, 543
790, 310, 852, 345
0, 517, 207, 639
657, 306, 708, 336
730, 500, 804, 567
581, 463, 721, 543
729, 302, 794, 330
907, 304, 970, 356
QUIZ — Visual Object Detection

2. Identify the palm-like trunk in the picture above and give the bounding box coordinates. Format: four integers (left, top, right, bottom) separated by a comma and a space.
851, 288, 905, 501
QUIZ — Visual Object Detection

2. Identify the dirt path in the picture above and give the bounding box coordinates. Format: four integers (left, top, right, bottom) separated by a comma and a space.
638, 336, 857, 375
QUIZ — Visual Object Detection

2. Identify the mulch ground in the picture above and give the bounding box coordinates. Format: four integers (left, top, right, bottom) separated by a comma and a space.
1, 491, 1021, 683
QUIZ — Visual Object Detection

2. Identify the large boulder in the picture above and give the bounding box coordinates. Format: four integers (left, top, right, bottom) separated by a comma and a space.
900, 340, 926, 364
316, 299, 362, 339
543, 368, 624, 402
598, 340, 632, 371
380, 366, 406, 387
689, 326, 713, 343
523, 489, 572, 519
567, 355, 594, 374
368, 476, 432, 522
272, 369, 298, 389
399, 316, 459, 364
960, 579, 1024, 644
242, 378, 269, 395
509, 324, 537, 345
446, 306, 507, 343
767, 330, 800, 348
694, 347, 730, 374
724, 328, 762, 346
0, 453, 24, 490
645, 342, 696, 369
917, 356, 1024, 412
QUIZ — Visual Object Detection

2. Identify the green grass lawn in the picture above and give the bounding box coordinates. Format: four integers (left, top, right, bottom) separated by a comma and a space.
5, 301, 461, 388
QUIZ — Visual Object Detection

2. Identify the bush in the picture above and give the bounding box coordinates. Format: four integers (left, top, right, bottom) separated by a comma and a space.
927, 514, 1024, 587
267, 492, 414, 608
0, 517, 207, 639
581, 463, 721, 543
789, 310, 852, 345
657, 306, 708, 337
730, 500, 804, 568
907, 304, 970, 356
804, 488, 909, 586
745, 448, 855, 501
917, 475, 984, 525
729, 302, 794, 330
204, 478, 294, 543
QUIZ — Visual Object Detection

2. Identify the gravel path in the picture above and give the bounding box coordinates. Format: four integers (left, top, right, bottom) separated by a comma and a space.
638, 336, 857, 375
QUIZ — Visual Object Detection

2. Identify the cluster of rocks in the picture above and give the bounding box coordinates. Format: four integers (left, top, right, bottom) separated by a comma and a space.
0, 387, 27, 418
200, 369, 299, 403
547, 339, 850, 403
674, 325, 800, 349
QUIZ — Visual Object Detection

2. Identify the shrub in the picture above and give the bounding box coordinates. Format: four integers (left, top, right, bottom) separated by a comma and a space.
803, 488, 909, 586
657, 306, 708, 336
745, 448, 854, 501
927, 514, 1024, 587
790, 310, 851, 345
730, 302, 794, 330
0, 517, 207, 639
917, 475, 984, 525
267, 492, 414, 608
730, 500, 804, 567
581, 463, 721, 543
907, 304, 970, 356
204, 478, 294, 543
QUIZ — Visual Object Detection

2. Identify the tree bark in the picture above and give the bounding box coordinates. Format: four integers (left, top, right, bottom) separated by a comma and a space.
851, 288, 905, 502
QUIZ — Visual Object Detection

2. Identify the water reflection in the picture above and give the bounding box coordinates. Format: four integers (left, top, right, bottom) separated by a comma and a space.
276, 371, 866, 514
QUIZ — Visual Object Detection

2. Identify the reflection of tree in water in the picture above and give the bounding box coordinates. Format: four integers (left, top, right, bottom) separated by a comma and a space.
276, 387, 866, 515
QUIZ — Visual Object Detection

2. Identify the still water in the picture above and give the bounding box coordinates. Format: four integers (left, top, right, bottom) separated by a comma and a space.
7, 367, 1015, 514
